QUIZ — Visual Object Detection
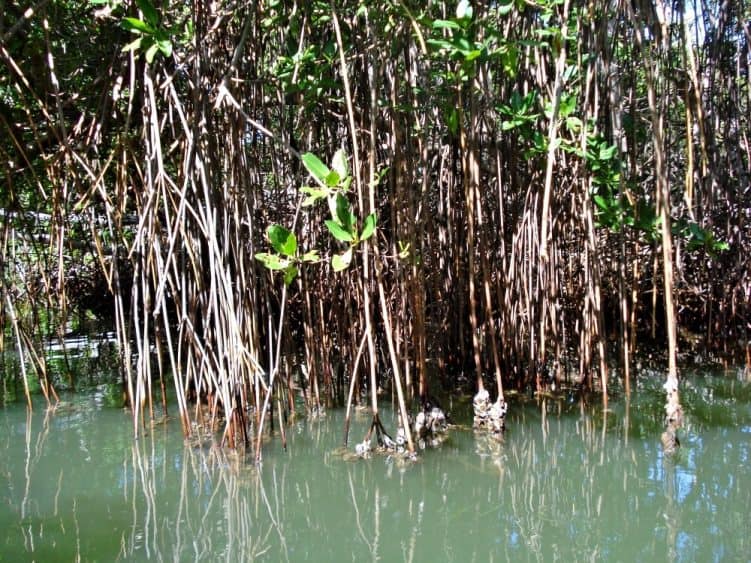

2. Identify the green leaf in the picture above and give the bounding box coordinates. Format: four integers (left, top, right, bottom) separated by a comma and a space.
324, 169, 341, 188
565, 116, 583, 133
157, 38, 172, 57
136, 0, 159, 27
593, 194, 610, 211
335, 193, 353, 231
325, 220, 354, 242
599, 144, 617, 161
332, 248, 353, 272
300, 186, 330, 206
559, 94, 576, 118
283, 265, 298, 286
501, 120, 516, 131
427, 38, 456, 52
301, 153, 330, 184
301, 250, 321, 263
122, 36, 143, 53
464, 49, 483, 62
331, 148, 349, 179
432, 19, 462, 30
255, 252, 288, 270
145, 42, 159, 63
267, 225, 297, 257
122, 17, 154, 34
360, 213, 377, 241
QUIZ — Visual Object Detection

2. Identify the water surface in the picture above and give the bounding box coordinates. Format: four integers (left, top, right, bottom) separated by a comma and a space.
1, 370, 749, 561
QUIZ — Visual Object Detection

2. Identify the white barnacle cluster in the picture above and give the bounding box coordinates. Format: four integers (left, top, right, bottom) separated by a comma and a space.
384, 424, 410, 453
473, 388, 506, 434
396, 426, 406, 449
472, 388, 491, 428
414, 406, 448, 448
355, 439, 372, 458
381, 433, 396, 450
488, 399, 508, 433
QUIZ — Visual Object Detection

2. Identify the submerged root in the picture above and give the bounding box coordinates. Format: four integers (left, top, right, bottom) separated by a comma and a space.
474, 429, 506, 465
661, 426, 680, 456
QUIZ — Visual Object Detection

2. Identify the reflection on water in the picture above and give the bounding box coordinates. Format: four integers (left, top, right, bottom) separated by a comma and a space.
1, 372, 749, 561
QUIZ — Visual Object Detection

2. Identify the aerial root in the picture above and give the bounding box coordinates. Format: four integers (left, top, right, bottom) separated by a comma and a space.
352, 404, 450, 461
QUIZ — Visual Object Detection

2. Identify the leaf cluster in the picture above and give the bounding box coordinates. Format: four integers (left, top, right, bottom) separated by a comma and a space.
255, 149, 377, 284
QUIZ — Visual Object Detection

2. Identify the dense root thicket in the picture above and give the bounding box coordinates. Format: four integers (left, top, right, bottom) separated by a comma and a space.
1, 1, 749, 456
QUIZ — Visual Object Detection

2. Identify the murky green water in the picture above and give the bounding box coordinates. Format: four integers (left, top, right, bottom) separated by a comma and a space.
1, 370, 750, 562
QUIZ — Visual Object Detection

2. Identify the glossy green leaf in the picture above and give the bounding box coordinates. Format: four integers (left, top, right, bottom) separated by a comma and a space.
360, 213, 377, 241
267, 225, 297, 257
332, 247, 353, 272
325, 220, 354, 242
301, 153, 330, 184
